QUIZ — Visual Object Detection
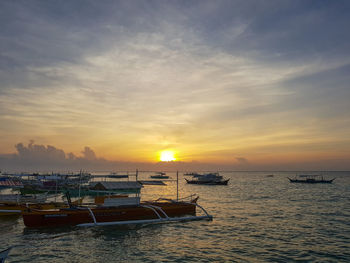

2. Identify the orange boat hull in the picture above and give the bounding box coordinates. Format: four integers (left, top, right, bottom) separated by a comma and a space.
22, 201, 196, 228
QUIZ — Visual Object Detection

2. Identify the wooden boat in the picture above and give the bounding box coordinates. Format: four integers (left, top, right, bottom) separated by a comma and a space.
288, 175, 335, 184
22, 197, 212, 228
185, 173, 229, 185
0, 247, 11, 262
21, 172, 213, 228
0, 202, 66, 216
150, 172, 169, 179
0, 193, 48, 203
0, 199, 84, 216
20, 181, 142, 196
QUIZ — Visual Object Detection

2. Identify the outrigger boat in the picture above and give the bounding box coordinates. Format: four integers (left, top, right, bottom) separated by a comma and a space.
22, 180, 213, 228
288, 174, 335, 184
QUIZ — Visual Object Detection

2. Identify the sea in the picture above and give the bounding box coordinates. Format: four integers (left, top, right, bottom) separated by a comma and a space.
1, 171, 349, 262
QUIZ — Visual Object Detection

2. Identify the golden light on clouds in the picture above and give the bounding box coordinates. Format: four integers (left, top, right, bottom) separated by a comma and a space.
1, 1, 350, 171
159, 150, 176, 162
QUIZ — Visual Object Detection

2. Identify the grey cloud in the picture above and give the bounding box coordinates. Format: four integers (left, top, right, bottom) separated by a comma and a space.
15, 141, 66, 162
81, 147, 97, 161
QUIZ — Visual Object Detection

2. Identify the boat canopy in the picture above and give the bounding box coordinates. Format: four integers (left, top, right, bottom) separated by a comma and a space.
89, 181, 142, 190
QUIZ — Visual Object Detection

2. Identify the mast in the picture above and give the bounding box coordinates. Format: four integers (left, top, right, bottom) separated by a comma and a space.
176, 171, 179, 201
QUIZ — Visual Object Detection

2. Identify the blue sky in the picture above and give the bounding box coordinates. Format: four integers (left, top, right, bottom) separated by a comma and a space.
0, 0, 349, 170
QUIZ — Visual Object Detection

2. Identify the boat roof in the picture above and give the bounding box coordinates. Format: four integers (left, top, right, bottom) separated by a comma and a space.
89, 181, 142, 190
138, 180, 166, 185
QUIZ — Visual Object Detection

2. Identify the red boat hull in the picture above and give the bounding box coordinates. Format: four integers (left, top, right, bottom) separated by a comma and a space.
22, 201, 196, 228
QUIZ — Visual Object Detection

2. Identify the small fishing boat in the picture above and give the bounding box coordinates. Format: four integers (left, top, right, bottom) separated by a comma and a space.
150, 172, 169, 179
185, 173, 229, 185
0, 247, 11, 262
0, 193, 48, 203
288, 175, 335, 184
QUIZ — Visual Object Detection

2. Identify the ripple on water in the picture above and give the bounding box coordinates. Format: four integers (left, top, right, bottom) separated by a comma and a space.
1, 171, 350, 262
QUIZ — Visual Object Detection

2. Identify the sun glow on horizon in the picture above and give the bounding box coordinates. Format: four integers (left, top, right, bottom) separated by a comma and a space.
159, 150, 176, 162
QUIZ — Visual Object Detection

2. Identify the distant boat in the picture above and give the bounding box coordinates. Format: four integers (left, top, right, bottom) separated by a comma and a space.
108, 174, 129, 179
138, 180, 167, 186
150, 172, 169, 179
0, 247, 11, 262
185, 173, 229, 185
288, 175, 335, 184
265, 174, 274, 177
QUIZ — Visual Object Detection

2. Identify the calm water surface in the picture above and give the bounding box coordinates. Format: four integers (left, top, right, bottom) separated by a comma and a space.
1, 171, 349, 262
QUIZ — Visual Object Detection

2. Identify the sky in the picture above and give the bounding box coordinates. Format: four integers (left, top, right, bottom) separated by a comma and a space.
0, 0, 350, 171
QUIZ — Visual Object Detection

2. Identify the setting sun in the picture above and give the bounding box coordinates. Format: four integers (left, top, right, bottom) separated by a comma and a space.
159, 150, 176, 162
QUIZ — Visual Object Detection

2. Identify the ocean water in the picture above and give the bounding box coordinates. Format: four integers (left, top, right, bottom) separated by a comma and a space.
1, 171, 349, 262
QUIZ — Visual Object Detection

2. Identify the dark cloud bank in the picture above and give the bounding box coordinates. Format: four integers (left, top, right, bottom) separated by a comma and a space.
0, 141, 236, 173
0, 142, 348, 172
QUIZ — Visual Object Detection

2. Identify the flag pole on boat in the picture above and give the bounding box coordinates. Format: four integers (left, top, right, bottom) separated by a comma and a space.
176, 171, 179, 201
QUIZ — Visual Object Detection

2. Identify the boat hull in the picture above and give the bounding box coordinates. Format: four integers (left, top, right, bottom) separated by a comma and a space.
0, 203, 71, 216
185, 179, 229, 185
22, 201, 196, 228
150, 176, 169, 179
288, 179, 334, 184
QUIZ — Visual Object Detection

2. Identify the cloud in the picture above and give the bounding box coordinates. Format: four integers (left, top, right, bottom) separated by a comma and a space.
0, 1, 350, 170
15, 140, 66, 162
81, 146, 97, 161
0, 141, 349, 172
0, 141, 108, 172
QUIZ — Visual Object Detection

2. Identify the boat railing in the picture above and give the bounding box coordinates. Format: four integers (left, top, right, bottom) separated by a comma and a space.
153, 194, 197, 203
143, 204, 169, 219
77, 197, 213, 227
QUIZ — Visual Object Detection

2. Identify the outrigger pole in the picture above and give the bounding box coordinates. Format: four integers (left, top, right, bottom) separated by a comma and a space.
78, 201, 213, 227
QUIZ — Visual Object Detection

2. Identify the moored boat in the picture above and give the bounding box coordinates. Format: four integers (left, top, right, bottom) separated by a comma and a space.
22, 198, 205, 228
0, 197, 84, 216
0, 202, 71, 216
288, 175, 335, 184
0, 193, 48, 203
21, 178, 212, 228
150, 172, 169, 179
185, 172, 229, 185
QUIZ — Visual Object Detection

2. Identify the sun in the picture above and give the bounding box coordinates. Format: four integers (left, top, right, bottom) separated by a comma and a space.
159, 150, 176, 162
